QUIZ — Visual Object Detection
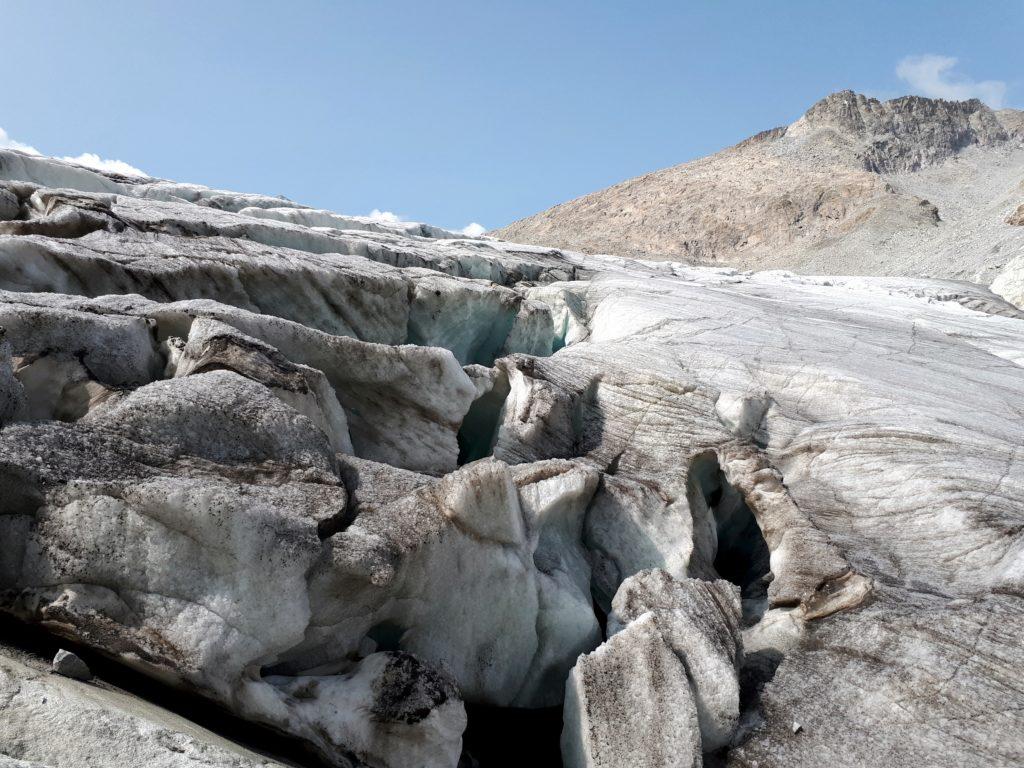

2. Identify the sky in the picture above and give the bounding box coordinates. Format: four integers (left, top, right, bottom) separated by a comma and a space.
2, 1, 1022, 232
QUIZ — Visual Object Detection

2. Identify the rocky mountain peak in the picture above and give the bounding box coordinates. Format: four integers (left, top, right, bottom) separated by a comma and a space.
494, 89, 1024, 279
791, 89, 1010, 172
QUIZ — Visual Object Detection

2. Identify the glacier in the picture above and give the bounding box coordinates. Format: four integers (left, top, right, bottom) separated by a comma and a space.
0, 148, 1023, 768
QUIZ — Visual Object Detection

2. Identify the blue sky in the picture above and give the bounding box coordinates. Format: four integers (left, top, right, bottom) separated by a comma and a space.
2, 1, 1022, 232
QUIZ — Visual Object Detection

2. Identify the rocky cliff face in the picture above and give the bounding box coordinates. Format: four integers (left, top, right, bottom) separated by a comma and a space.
494, 91, 1024, 295
793, 90, 1010, 172
1, 150, 1023, 768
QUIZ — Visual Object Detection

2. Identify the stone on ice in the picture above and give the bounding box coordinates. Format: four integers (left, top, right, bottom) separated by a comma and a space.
51, 649, 92, 681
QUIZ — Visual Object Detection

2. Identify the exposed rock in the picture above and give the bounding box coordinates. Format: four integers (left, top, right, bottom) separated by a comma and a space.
494, 92, 1024, 290
51, 649, 91, 681
792, 91, 1009, 172
1007, 202, 1024, 225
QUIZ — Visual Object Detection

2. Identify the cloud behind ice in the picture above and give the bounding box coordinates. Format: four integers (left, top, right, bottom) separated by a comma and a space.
61, 152, 147, 177
0, 126, 42, 155
0, 125, 147, 176
7, 126, 483, 228
368, 209, 486, 237
896, 55, 1007, 108
367, 208, 402, 223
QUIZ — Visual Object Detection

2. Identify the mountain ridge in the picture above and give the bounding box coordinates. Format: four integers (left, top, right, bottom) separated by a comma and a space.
493, 90, 1024, 294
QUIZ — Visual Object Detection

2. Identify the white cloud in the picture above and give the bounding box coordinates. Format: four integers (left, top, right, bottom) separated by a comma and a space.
368, 209, 486, 237
0, 125, 147, 177
60, 152, 146, 177
0, 126, 41, 155
367, 208, 402, 223
895, 55, 1007, 108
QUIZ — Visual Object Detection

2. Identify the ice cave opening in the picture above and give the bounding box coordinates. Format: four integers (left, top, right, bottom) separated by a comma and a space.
688, 451, 772, 626
456, 373, 510, 465
462, 704, 564, 767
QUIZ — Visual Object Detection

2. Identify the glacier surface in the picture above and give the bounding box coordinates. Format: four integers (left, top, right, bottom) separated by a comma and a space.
0, 148, 1023, 768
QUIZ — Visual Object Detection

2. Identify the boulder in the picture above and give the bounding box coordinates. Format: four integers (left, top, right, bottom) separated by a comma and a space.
51, 649, 91, 681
